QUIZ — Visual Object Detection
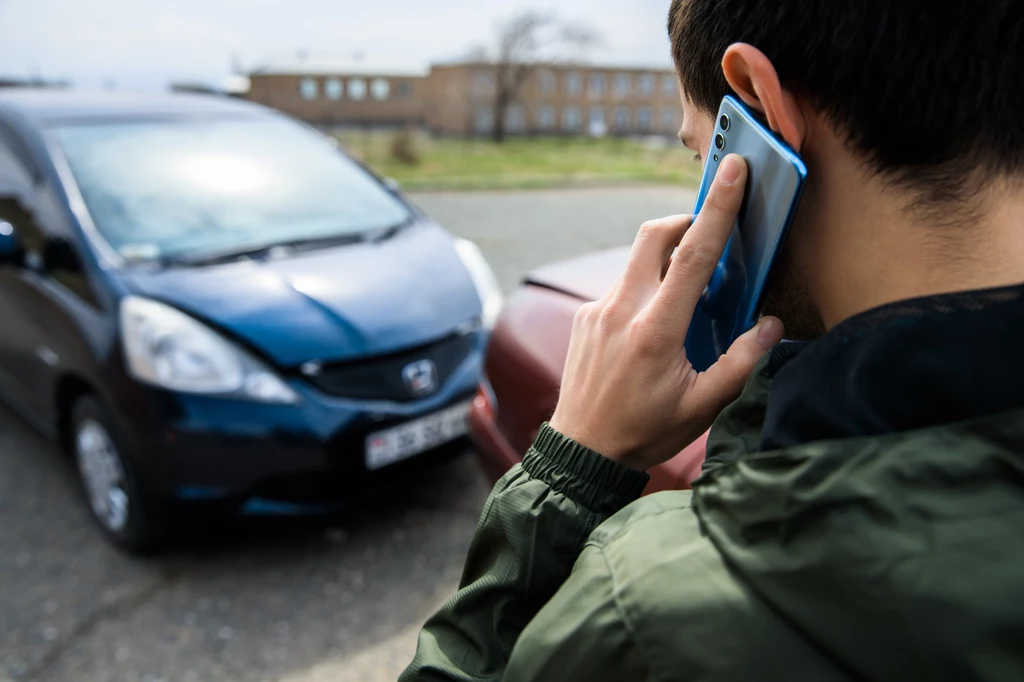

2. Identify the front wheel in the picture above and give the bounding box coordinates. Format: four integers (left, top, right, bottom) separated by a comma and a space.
72, 396, 169, 553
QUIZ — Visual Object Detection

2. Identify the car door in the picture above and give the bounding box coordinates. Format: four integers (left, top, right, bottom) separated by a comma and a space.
0, 120, 101, 428
0, 121, 47, 421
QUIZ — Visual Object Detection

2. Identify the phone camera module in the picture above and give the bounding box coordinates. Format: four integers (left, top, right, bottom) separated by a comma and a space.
714, 133, 726, 150
719, 114, 730, 131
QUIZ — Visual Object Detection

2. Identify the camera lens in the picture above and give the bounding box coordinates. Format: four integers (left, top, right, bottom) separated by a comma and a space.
714, 133, 726, 150
719, 114, 730, 131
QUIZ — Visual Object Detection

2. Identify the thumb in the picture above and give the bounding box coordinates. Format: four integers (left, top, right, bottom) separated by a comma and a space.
684, 317, 784, 421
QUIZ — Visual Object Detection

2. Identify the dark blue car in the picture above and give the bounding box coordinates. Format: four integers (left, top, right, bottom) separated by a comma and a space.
0, 90, 502, 552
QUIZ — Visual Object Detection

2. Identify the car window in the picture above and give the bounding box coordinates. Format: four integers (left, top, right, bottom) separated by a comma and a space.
0, 123, 36, 193
0, 122, 95, 303
51, 116, 412, 261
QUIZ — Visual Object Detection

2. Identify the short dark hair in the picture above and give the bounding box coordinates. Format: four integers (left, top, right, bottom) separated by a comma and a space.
669, 0, 1024, 212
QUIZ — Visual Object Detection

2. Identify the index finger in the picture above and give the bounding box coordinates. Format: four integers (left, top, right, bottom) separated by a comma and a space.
648, 154, 747, 335
617, 214, 693, 302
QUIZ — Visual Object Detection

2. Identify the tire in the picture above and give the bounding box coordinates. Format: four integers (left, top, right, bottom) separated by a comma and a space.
71, 396, 170, 553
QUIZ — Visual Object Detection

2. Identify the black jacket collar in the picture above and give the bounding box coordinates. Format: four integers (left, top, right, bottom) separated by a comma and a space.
759, 282, 1024, 450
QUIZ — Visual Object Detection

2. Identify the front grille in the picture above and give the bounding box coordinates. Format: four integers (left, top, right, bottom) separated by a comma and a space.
302, 332, 477, 401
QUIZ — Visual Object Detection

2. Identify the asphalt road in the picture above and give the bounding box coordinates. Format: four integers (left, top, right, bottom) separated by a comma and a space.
0, 185, 697, 682
414, 186, 697, 294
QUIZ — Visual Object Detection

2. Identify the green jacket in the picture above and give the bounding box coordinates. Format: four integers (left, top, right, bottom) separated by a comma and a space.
401, 356, 1024, 681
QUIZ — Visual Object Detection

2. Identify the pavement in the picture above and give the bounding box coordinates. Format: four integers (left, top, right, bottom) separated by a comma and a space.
413, 186, 697, 294
0, 185, 697, 682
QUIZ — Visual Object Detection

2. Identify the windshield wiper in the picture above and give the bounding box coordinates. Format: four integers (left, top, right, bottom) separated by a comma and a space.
371, 216, 416, 243
159, 233, 369, 268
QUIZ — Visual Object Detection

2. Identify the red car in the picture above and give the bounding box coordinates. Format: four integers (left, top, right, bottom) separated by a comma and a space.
470, 247, 707, 494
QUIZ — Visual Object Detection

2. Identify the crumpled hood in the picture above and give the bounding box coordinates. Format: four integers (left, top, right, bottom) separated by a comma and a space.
123, 222, 482, 367
696, 362, 1024, 680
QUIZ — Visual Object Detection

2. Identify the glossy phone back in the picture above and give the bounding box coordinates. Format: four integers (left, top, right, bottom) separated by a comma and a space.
684, 96, 807, 372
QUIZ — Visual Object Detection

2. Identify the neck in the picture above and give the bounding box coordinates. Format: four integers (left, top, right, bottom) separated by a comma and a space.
801, 146, 1024, 329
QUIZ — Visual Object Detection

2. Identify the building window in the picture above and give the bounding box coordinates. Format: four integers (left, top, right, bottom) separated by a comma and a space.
398, 82, 413, 98
614, 106, 630, 131
348, 78, 367, 100
637, 106, 653, 131
475, 71, 495, 95
371, 78, 390, 100
475, 107, 494, 134
299, 77, 318, 100
588, 107, 606, 136
662, 74, 677, 96
537, 106, 556, 130
614, 73, 631, 99
638, 73, 655, 97
562, 106, 581, 132
661, 107, 677, 131
324, 78, 342, 100
538, 70, 556, 95
588, 73, 606, 99
505, 105, 526, 133
565, 72, 582, 97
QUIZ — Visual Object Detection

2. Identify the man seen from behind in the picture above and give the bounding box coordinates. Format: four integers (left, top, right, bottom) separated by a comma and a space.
402, 1, 1024, 679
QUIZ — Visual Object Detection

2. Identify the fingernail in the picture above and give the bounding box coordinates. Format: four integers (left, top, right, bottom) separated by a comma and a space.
718, 155, 742, 186
757, 318, 783, 349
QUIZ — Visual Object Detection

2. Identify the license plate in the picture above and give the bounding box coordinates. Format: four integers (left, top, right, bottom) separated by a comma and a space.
364, 401, 471, 471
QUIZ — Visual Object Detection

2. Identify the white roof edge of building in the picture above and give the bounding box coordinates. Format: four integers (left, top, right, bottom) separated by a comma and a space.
252, 56, 674, 79
430, 60, 676, 73
254, 66, 430, 78
251, 57, 429, 78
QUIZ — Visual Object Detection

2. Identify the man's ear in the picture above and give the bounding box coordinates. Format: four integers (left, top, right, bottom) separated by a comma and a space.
722, 43, 805, 151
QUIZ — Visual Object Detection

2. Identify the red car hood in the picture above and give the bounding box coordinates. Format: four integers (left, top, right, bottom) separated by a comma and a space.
525, 247, 631, 302
515, 245, 709, 493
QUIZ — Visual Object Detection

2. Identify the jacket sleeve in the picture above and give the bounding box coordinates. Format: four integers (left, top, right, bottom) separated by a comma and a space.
399, 423, 649, 682
502, 541, 650, 681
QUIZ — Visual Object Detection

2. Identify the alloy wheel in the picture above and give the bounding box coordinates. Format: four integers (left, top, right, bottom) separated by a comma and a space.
75, 419, 130, 533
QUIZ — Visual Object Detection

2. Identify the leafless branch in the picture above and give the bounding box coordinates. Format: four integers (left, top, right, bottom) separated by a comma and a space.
484, 10, 602, 142
559, 22, 603, 49
463, 45, 489, 62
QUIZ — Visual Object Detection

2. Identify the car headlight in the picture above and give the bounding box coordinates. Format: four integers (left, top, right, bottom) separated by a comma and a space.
454, 238, 503, 329
120, 296, 299, 404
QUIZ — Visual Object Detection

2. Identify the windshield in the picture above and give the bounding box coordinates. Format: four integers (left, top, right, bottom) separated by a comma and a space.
53, 116, 411, 261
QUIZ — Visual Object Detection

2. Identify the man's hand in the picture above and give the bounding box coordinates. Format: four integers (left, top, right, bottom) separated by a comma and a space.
549, 154, 784, 472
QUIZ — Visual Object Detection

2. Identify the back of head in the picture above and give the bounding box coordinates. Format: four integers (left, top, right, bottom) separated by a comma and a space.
669, 0, 1024, 216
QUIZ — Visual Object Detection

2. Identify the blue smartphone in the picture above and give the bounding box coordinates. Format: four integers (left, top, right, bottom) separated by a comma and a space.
684, 95, 808, 372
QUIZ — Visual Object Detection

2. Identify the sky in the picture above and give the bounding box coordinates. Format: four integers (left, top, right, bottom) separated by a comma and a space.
0, 0, 676, 92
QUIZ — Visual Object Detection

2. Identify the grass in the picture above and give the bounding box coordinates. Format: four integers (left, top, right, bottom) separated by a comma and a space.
334, 130, 704, 192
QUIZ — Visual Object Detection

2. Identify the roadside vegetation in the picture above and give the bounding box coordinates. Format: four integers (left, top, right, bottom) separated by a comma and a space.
334, 130, 704, 192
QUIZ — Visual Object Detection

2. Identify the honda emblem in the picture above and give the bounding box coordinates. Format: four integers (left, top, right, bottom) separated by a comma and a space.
402, 359, 438, 397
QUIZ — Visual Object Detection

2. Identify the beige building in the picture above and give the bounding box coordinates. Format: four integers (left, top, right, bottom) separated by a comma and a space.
247, 57, 682, 137
425, 62, 681, 137
247, 56, 430, 129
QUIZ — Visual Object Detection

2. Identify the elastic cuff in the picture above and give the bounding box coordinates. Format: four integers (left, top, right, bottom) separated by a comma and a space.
522, 423, 649, 516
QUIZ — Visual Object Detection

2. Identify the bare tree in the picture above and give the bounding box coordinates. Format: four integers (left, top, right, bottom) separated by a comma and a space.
474, 11, 600, 142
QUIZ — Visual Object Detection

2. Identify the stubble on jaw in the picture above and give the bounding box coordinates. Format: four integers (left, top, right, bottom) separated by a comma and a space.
759, 247, 827, 341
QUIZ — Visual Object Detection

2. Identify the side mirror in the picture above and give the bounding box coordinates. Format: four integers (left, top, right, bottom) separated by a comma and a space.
0, 219, 22, 267
0, 193, 33, 267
